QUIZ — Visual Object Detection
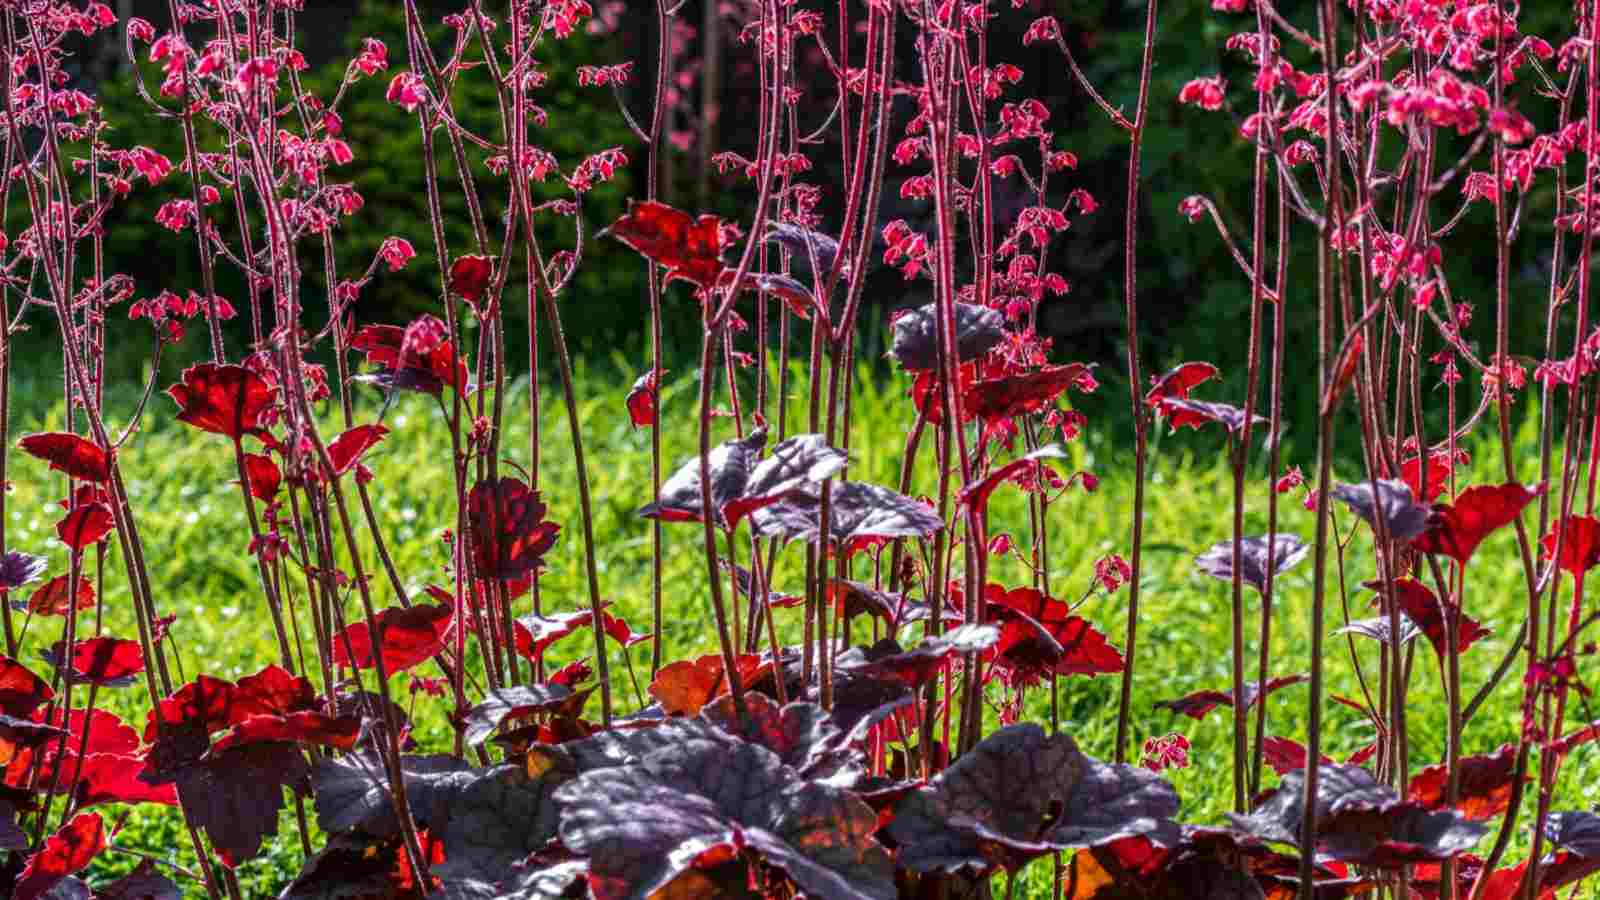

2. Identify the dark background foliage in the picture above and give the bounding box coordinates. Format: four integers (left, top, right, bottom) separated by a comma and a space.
37, 0, 1571, 436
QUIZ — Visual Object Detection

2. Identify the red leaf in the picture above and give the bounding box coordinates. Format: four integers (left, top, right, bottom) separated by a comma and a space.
144, 665, 315, 742
1156, 397, 1266, 434
601, 613, 651, 648
331, 603, 453, 673
1144, 362, 1218, 407
209, 711, 362, 755
55, 503, 114, 551
327, 424, 388, 476
1541, 515, 1600, 576
1387, 577, 1490, 657
14, 812, 104, 900
512, 607, 601, 660
985, 585, 1124, 679
966, 363, 1096, 425
1401, 452, 1458, 503
72, 753, 178, 808
166, 363, 277, 442
0, 657, 53, 718
1154, 674, 1308, 720
239, 453, 281, 502
49, 636, 144, 685
648, 652, 767, 716
467, 477, 560, 580
1412, 482, 1542, 564
625, 370, 662, 428
17, 433, 111, 483
1260, 735, 1332, 775
448, 254, 495, 303
351, 317, 471, 396
1407, 744, 1518, 821
958, 446, 1067, 515
24, 576, 95, 616
607, 200, 726, 287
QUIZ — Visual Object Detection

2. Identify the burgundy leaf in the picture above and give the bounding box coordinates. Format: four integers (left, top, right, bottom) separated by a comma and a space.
90, 860, 182, 900
1260, 735, 1332, 776
888, 302, 1007, 371
310, 752, 473, 838
986, 585, 1125, 679
0, 656, 53, 717
208, 711, 363, 755
467, 477, 560, 580
1385, 577, 1490, 657
17, 574, 93, 616
14, 812, 103, 900
1407, 744, 1517, 821
1144, 362, 1219, 407
555, 736, 895, 900
1330, 479, 1432, 540
959, 445, 1067, 515
1156, 398, 1266, 434
448, 253, 495, 303
239, 452, 281, 502
606, 200, 726, 287
1541, 515, 1600, 575
331, 603, 453, 673
888, 724, 1179, 874
166, 363, 277, 443
1194, 535, 1308, 594
765, 223, 842, 278
17, 433, 111, 483
624, 370, 662, 429
47, 636, 144, 686
326, 424, 388, 476
164, 741, 311, 864
1154, 674, 1307, 721
55, 503, 114, 551
967, 363, 1097, 425
351, 317, 472, 397
825, 579, 936, 627
279, 830, 445, 900
1412, 482, 1542, 564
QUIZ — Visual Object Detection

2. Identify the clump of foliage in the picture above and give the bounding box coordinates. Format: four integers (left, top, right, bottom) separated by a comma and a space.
0, 0, 1597, 898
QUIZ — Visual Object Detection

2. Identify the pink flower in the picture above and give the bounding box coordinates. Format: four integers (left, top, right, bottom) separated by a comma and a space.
128, 147, 173, 184
386, 72, 426, 113
1141, 733, 1191, 772
235, 56, 279, 92
155, 199, 196, 232
353, 38, 388, 77
379, 237, 416, 272
1095, 554, 1133, 593
1179, 76, 1227, 111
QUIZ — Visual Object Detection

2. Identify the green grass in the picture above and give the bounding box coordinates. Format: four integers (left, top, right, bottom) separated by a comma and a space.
7, 354, 1593, 897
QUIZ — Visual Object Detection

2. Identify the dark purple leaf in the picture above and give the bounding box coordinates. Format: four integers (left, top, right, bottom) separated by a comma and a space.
700, 693, 860, 782
88, 860, 181, 900
835, 624, 999, 687
889, 302, 1006, 372
641, 428, 845, 529
162, 741, 310, 864
1154, 674, 1307, 721
433, 765, 564, 888
1157, 398, 1267, 434
1330, 479, 1431, 540
279, 831, 441, 900
555, 737, 895, 900
463, 684, 588, 746
888, 724, 1179, 874
765, 223, 842, 277
1542, 812, 1600, 892
1194, 535, 1309, 594
751, 480, 943, 547
310, 752, 474, 838
1336, 616, 1421, 646
0, 553, 47, 592
1229, 764, 1486, 867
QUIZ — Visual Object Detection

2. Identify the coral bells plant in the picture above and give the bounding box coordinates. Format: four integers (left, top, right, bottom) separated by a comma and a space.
0, 0, 1597, 897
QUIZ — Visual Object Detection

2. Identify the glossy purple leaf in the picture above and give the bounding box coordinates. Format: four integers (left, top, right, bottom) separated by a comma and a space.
1154, 674, 1307, 721
751, 480, 943, 547
462, 684, 589, 746
766, 223, 842, 277
835, 624, 999, 688
0, 552, 46, 593
1194, 535, 1309, 594
1156, 398, 1267, 434
889, 302, 1007, 372
1230, 764, 1487, 867
641, 428, 845, 529
1330, 479, 1431, 540
555, 736, 895, 900
1337, 616, 1421, 646
888, 724, 1180, 874
310, 752, 474, 838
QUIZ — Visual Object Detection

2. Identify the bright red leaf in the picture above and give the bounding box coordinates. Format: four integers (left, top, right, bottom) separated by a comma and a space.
966, 363, 1096, 427
49, 637, 144, 686
448, 254, 495, 303
209, 711, 362, 755
71, 753, 178, 808
14, 812, 104, 900
626, 370, 662, 429
0, 657, 53, 717
239, 452, 281, 502
648, 652, 768, 716
24, 576, 94, 616
467, 477, 560, 580
327, 424, 388, 476
55, 503, 114, 551
331, 603, 453, 673
1386, 577, 1490, 657
985, 585, 1125, 679
1541, 515, 1600, 576
1261, 735, 1332, 776
606, 200, 726, 287
166, 363, 277, 443
1407, 744, 1518, 821
350, 316, 471, 396
1144, 362, 1218, 407
18, 433, 111, 483
1412, 482, 1543, 564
